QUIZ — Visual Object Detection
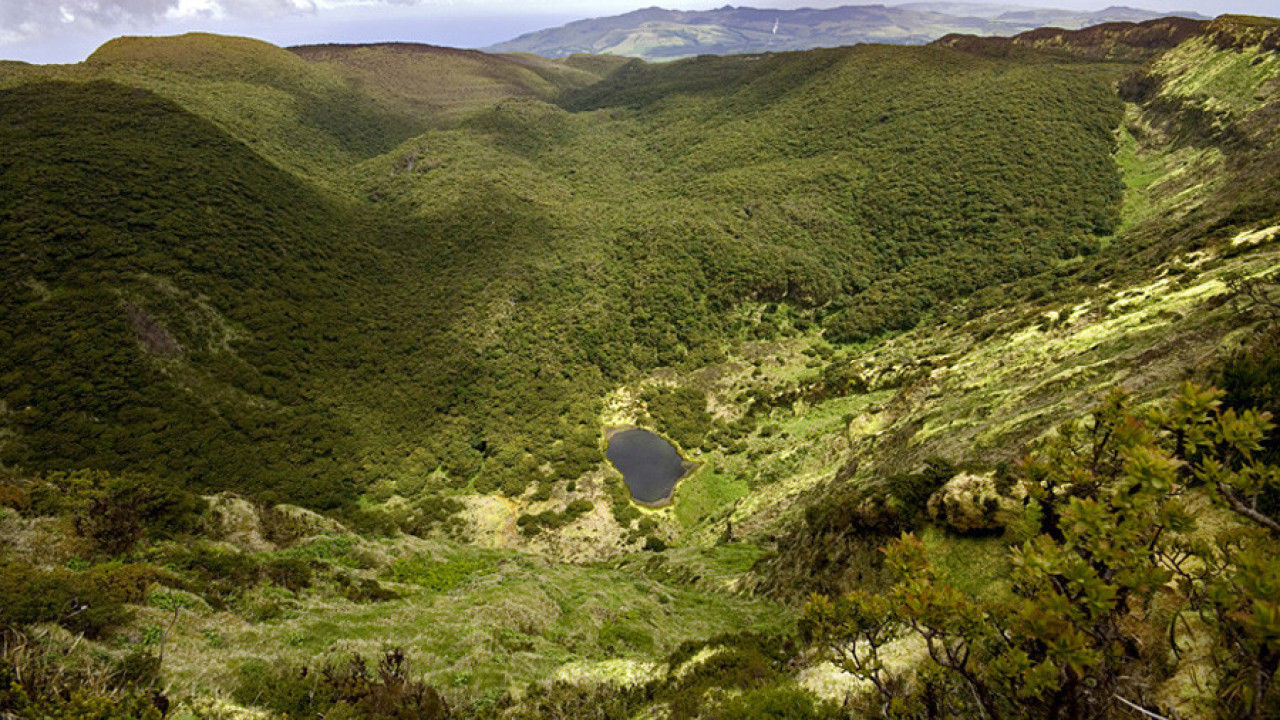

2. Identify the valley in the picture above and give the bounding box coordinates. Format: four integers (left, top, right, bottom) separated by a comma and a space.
0, 12, 1278, 720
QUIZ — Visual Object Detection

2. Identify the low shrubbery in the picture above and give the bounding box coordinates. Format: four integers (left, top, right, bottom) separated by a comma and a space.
234, 648, 448, 720
803, 383, 1280, 719
516, 499, 594, 536
0, 628, 166, 720
384, 554, 495, 592
0, 562, 169, 638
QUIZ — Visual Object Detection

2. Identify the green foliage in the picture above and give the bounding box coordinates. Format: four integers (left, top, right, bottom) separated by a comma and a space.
234, 648, 448, 720
498, 631, 812, 720
0, 80, 360, 508
0, 39, 1137, 512
28, 469, 205, 556
701, 685, 843, 720
607, 476, 643, 526
598, 621, 655, 654
0, 562, 168, 638
385, 554, 495, 591
643, 536, 668, 552
281, 535, 361, 565
802, 383, 1280, 719
153, 542, 322, 608
1, 629, 165, 720
516, 499, 594, 536
643, 386, 714, 450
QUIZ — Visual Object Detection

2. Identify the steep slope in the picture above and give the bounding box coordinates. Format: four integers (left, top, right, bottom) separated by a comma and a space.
558, 45, 1129, 343
82, 34, 425, 178
1116, 14, 1280, 257
2, 17, 1280, 720
0, 80, 372, 506
0, 38, 1142, 515
748, 13, 1280, 599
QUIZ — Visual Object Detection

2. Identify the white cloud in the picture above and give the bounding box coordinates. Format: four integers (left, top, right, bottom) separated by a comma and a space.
165, 0, 226, 20
0, 0, 425, 45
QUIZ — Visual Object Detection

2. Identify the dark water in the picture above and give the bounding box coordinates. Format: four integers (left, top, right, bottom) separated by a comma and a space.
606, 428, 686, 504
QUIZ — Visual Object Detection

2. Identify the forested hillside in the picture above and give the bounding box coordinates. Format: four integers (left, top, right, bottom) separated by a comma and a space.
1, 15, 1278, 720
3, 32, 1134, 506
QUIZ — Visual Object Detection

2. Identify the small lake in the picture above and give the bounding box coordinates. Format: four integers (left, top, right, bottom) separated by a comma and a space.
606, 428, 688, 505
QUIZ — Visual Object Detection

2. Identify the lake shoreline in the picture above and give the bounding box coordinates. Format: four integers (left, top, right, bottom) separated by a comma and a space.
604, 425, 695, 508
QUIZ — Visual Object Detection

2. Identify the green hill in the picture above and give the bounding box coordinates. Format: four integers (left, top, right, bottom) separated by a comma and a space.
82, 33, 424, 178
289, 43, 629, 123
0, 79, 373, 506
0, 15, 1278, 720
0, 32, 1147, 507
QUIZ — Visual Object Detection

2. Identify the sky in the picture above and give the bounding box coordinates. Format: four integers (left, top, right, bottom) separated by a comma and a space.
0, 0, 1273, 64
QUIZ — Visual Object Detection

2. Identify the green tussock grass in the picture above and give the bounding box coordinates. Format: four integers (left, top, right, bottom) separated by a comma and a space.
674, 466, 750, 534
156, 541, 790, 705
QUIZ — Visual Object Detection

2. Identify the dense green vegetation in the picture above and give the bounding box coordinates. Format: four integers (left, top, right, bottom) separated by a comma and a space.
803, 382, 1280, 719
0, 80, 368, 506
1, 14, 1278, 720
0, 35, 1139, 505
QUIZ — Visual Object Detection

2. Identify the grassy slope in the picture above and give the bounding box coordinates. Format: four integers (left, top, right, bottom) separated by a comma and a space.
152, 536, 788, 709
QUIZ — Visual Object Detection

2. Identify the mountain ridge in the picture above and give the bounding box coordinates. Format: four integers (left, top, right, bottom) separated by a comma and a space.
485, 2, 1208, 60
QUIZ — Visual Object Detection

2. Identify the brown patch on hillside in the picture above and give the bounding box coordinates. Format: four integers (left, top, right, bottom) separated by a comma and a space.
125, 303, 181, 357
936, 17, 1208, 60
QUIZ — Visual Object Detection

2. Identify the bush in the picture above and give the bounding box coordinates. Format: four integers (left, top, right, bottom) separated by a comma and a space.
642, 386, 713, 450
0, 562, 169, 638
516, 500, 594, 536
27, 470, 206, 556
234, 649, 448, 720
385, 555, 493, 592
1, 629, 166, 720
703, 685, 843, 720
263, 557, 313, 593
335, 574, 400, 603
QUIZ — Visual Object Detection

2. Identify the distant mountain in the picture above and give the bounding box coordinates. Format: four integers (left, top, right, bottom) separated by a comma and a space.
485, 3, 1208, 60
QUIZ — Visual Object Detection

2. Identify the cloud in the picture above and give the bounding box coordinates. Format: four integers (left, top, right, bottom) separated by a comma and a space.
0, 0, 434, 44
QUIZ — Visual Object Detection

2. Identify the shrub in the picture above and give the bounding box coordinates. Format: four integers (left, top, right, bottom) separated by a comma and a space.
385, 555, 493, 592
642, 386, 713, 450
0, 562, 171, 638
26, 470, 206, 556
1, 629, 166, 720
702, 685, 843, 720
516, 500, 594, 536
804, 384, 1280, 720
263, 557, 313, 593
234, 649, 448, 720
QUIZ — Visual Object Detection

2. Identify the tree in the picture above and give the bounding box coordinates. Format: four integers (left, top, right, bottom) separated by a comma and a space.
803, 383, 1280, 719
